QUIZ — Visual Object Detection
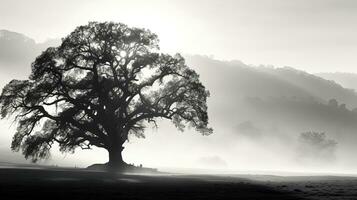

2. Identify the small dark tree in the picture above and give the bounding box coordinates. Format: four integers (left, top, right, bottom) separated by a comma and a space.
297, 131, 337, 163
0, 22, 212, 170
328, 99, 338, 108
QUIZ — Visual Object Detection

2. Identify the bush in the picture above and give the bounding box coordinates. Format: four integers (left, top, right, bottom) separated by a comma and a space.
296, 131, 337, 163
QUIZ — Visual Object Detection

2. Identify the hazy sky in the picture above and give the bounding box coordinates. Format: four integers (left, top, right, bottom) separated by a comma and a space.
1, 0, 357, 73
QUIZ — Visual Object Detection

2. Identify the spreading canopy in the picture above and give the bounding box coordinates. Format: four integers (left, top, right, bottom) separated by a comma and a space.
0, 22, 212, 162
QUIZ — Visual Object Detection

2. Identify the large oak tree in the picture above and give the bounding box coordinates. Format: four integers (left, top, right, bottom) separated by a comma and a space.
0, 22, 212, 169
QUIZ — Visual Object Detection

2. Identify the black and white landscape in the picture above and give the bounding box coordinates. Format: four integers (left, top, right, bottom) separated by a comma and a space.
1, 1, 357, 199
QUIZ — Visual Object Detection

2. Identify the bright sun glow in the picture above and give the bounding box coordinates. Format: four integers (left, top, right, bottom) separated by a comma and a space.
120, 50, 127, 57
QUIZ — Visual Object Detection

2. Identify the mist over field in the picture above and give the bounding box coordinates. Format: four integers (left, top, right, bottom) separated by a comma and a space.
2, 30, 357, 174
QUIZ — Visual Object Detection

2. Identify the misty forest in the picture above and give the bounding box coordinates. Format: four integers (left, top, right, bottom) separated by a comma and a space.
2, 1, 357, 200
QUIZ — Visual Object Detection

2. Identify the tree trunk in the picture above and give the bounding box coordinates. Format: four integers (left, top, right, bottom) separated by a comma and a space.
107, 145, 126, 171
106, 128, 128, 171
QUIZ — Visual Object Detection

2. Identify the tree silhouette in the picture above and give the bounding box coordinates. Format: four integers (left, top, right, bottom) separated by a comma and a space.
0, 22, 212, 169
297, 131, 337, 163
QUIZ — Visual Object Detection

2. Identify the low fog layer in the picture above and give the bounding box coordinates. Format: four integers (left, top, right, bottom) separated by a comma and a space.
2, 31, 357, 174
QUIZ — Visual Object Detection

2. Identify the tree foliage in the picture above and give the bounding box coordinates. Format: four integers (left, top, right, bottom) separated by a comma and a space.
0, 22, 212, 162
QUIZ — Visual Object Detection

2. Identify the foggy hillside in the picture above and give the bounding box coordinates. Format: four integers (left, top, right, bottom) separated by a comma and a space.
185, 55, 357, 171
187, 55, 357, 109
185, 55, 357, 134
0, 30, 60, 78
187, 56, 357, 128
2, 31, 357, 171
265, 67, 357, 109
317, 72, 357, 92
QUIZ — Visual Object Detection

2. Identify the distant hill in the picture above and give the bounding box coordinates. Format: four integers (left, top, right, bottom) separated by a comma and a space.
265, 67, 357, 109
0, 30, 37, 64
186, 55, 357, 109
185, 55, 357, 142
0, 29, 61, 88
316, 72, 357, 92
0, 29, 60, 75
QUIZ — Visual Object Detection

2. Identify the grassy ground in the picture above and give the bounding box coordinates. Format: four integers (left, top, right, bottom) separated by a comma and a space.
0, 167, 304, 200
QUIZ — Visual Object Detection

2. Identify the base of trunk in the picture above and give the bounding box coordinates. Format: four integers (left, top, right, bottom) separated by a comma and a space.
86, 161, 128, 172
105, 145, 126, 171
86, 162, 158, 173
107, 161, 129, 172
87, 146, 158, 173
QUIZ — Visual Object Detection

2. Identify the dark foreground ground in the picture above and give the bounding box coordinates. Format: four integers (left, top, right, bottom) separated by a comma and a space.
0, 166, 356, 200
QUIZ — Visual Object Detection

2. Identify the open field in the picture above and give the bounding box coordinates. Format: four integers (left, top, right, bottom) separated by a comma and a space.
0, 164, 357, 199
0, 165, 302, 200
